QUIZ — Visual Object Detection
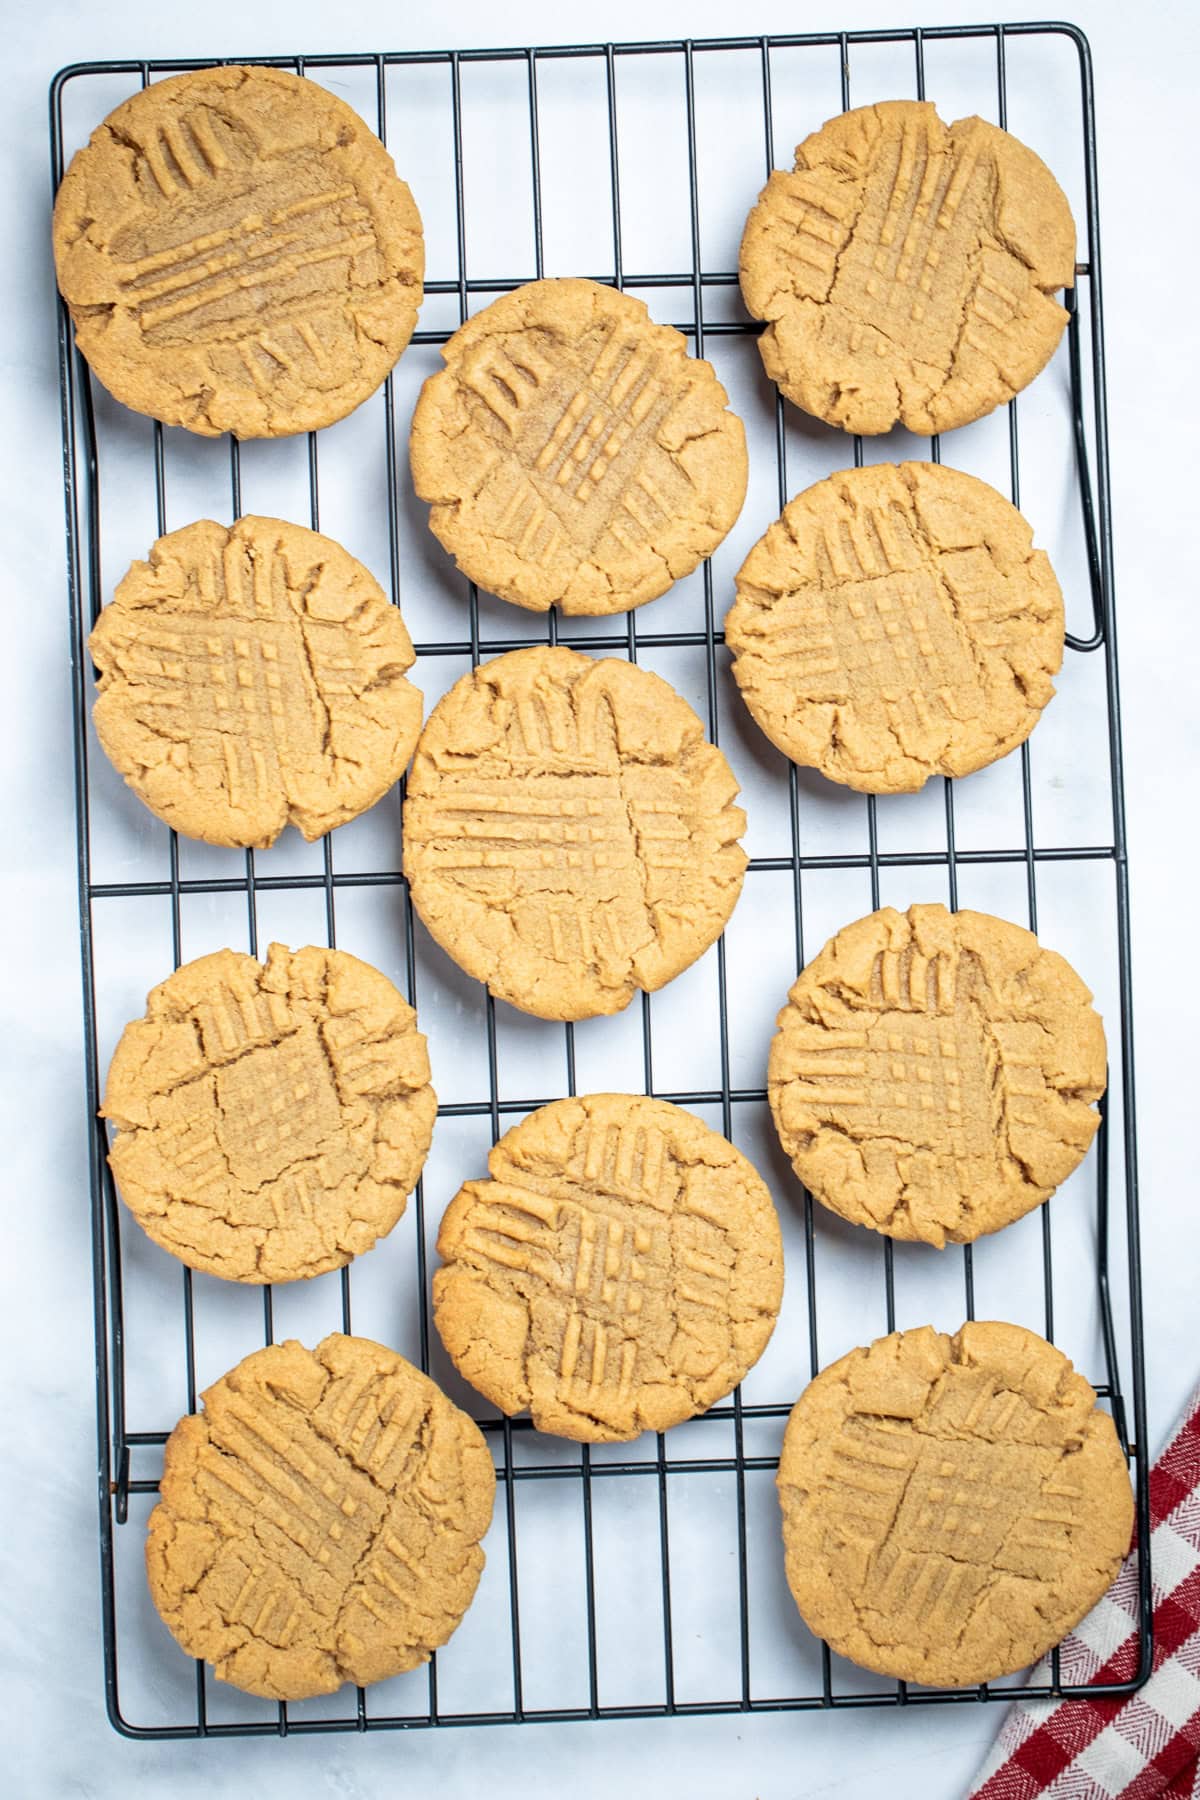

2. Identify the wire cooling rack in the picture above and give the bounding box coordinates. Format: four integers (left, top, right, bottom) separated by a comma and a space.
52, 19, 1151, 1740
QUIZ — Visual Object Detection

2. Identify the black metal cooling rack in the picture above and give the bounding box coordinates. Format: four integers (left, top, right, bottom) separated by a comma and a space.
52, 20, 1151, 1740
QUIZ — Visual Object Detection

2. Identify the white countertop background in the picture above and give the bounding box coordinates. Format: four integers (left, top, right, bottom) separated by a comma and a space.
4, 1, 1199, 1795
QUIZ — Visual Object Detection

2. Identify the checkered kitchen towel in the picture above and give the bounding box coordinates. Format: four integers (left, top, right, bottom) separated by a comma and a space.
968, 1382, 1200, 1799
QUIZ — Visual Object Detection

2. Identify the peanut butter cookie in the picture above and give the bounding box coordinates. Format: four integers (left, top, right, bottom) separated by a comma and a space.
402, 648, 747, 1020
410, 278, 747, 614
434, 1095, 784, 1442
53, 66, 424, 437
90, 516, 423, 847
768, 904, 1105, 1246
740, 101, 1075, 435
777, 1322, 1133, 1687
146, 1334, 495, 1699
725, 462, 1064, 793
102, 944, 436, 1282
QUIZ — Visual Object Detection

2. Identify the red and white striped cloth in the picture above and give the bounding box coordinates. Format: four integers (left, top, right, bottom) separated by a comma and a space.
968, 1381, 1200, 1800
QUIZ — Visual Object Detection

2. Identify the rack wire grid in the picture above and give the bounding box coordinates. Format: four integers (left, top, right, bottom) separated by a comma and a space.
52, 19, 1151, 1741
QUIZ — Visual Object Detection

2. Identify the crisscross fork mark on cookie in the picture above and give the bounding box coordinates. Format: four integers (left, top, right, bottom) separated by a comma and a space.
433, 1096, 783, 1442
783, 944, 994, 1174
197, 1388, 385, 1589
428, 785, 634, 877
829, 1425, 1080, 1575
454, 1111, 720, 1417
215, 1024, 341, 1187
90, 516, 423, 848
428, 781, 693, 888
777, 1323, 1133, 1688
838, 112, 988, 345
726, 462, 1065, 794
811, 505, 983, 723
410, 280, 747, 614
146, 1337, 495, 1698
402, 648, 747, 1020
116, 174, 378, 369
116, 618, 317, 817
768, 905, 1106, 1245
460, 316, 686, 564
106, 97, 382, 368
53, 68, 424, 437
102, 945, 435, 1283
739, 102, 1076, 435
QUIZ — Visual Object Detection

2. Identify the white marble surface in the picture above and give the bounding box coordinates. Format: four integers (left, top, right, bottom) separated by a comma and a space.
5, 0, 1200, 1794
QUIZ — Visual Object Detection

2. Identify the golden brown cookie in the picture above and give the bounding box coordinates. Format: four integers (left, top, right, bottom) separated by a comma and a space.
402, 648, 747, 1020
146, 1334, 495, 1699
409, 278, 747, 614
777, 1321, 1133, 1687
740, 101, 1075, 435
89, 516, 423, 848
725, 462, 1064, 793
769, 904, 1105, 1247
52, 66, 424, 437
434, 1095, 783, 1442
102, 944, 436, 1282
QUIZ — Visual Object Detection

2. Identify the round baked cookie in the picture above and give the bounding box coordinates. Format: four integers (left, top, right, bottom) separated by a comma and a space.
726, 462, 1064, 794
740, 100, 1075, 435
90, 516, 423, 848
146, 1334, 495, 1699
402, 648, 747, 1020
769, 904, 1105, 1247
434, 1095, 784, 1442
102, 944, 436, 1282
52, 66, 424, 437
777, 1321, 1133, 1687
410, 278, 748, 614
